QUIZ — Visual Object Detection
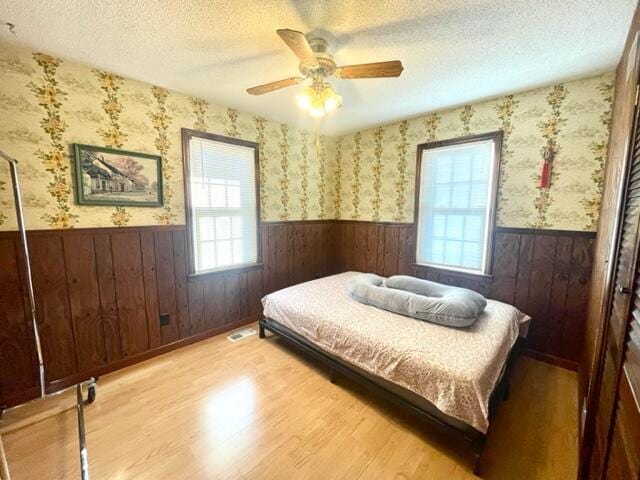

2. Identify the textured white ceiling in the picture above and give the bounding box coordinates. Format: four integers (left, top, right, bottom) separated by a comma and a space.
0, 0, 635, 135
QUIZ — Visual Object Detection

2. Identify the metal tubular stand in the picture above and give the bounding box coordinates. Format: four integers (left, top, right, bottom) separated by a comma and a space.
76, 384, 89, 479
0, 149, 95, 480
0, 435, 9, 480
5, 151, 46, 399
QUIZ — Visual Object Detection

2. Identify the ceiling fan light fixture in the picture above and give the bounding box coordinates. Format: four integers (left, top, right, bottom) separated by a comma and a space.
308, 94, 325, 117
296, 82, 342, 117
295, 86, 315, 110
321, 86, 342, 113
309, 106, 326, 117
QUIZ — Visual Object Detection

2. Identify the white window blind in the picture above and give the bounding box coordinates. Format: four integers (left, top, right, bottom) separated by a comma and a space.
188, 136, 258, 274
416, 138, 497, 274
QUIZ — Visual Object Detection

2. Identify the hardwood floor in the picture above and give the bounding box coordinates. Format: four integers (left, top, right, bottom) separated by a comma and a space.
1, 323, 577, 479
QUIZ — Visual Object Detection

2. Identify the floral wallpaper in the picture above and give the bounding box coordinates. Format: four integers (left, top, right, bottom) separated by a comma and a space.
27, 53, 76, 228
334, 73, 614, 231
331, 137, 344, 218
94, 71, 130, 226
0, 39, 614, 233
0, 41, 330, 230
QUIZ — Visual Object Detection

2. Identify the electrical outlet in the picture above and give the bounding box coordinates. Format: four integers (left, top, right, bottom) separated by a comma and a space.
159, 314, 170, 326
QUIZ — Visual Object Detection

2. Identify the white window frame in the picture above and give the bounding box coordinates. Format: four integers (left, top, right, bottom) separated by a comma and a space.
182, 129, 261, 277
413, 131, 502, 276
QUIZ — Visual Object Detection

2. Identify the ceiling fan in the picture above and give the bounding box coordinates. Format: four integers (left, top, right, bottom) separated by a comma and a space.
246, 28, 404, 116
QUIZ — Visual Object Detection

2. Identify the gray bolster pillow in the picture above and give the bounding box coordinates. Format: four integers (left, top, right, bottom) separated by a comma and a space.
346, 274, 486, 328
386, 275, 487, 326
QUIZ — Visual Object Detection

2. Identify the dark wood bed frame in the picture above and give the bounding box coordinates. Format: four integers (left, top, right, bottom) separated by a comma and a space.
259, 316, 525, 476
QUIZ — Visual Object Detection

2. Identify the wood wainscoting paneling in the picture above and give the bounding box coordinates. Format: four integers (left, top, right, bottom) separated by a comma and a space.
335, 221, 595, 368
0, 221, 337, 409
0, 218, 591, 407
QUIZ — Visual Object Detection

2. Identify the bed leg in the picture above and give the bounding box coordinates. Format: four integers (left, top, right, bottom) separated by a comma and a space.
472, 438, 485, 477
329, 367, 336, 384
259, 322, 265, 339
473, 451, 482, 476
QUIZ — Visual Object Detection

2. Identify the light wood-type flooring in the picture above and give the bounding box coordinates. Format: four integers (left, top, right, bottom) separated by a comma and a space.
1, 323, 577, 479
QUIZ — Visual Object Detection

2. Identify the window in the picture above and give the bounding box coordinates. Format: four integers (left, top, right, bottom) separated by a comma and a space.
183, 129, 260, 275
415, 132, 502, 275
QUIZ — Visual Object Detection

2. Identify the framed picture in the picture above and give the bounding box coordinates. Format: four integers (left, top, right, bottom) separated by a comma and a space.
73, 144, 163, 207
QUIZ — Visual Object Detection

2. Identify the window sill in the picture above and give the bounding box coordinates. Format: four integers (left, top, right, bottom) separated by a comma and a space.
410, 263, 493, 280
188, 262, 264, 282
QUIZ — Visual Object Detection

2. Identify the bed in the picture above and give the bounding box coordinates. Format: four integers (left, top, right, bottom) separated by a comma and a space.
259, 272, 530, 474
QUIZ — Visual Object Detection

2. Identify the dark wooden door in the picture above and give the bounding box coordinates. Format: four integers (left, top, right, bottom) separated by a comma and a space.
590, 92, 640, 479
604, 336, 640, 478
603, 242, 640, 479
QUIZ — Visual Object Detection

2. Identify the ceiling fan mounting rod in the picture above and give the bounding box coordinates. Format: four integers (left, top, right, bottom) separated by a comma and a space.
308, 37, 328, 54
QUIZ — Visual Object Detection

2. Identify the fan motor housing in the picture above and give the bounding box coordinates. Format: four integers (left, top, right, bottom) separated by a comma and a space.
300, 37, 336, 78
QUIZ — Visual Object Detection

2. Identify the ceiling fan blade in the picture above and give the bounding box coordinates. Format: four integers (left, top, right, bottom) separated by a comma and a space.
246, 77, 303, 95
334, 60, 404, 79
276, 28, 319, 67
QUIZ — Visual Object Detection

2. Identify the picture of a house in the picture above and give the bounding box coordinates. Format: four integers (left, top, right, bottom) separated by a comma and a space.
82, 152, 137, 194
75, 146, 162, 206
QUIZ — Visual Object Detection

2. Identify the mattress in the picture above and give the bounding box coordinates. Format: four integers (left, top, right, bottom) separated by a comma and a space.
262, 272, 530, 433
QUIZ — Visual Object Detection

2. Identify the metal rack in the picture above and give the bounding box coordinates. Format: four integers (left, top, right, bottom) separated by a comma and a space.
0, 150, 96, 480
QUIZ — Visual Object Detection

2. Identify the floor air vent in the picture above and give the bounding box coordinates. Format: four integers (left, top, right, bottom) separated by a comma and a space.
227, 328, 257, 342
